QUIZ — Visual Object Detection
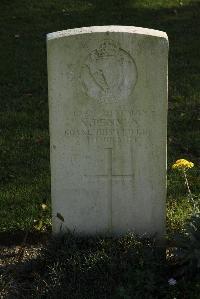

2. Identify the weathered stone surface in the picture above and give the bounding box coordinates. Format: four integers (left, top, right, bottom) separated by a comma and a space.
47, 26, 168, 237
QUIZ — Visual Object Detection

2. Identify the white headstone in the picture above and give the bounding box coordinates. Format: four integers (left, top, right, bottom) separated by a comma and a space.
47, 26, 168, 238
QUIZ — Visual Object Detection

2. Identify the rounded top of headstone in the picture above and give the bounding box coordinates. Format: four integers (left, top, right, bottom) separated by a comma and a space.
47, 25, 168, 42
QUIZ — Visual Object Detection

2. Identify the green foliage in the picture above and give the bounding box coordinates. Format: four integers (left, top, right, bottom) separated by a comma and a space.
2, 232, 200, 298
173, 213, 200, 277
0, 233, 168, 298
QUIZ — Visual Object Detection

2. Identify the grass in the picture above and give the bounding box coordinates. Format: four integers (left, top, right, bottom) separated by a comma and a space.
0, 0, 200, 297
1, 231, 200, 298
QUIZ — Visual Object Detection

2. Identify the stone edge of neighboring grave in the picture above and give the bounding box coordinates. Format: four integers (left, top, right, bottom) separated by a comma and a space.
46, 25, 168, 42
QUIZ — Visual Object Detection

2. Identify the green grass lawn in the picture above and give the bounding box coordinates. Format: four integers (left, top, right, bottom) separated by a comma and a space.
0, 0, 200, 297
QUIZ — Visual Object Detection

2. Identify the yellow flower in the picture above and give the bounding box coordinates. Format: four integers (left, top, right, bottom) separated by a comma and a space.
172, 159, 194, 171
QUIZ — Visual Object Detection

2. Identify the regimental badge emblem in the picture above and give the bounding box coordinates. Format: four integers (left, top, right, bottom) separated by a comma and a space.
81, 40, 137, 103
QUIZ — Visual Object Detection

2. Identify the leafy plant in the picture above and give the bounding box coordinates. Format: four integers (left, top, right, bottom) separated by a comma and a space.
173, 213, 200, 278
172, 159, 199, 213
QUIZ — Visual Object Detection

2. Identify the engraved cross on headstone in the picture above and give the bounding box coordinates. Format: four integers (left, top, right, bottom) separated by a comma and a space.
85, 148, 134, 232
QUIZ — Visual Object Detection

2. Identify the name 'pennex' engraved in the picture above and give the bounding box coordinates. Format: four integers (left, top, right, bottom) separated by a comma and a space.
81, 40, 137, 102
64, 110, 143, 144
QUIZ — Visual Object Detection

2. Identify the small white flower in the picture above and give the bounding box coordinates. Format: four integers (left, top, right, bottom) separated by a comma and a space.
41, 203, 47, 210
168, 278, 177, 286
